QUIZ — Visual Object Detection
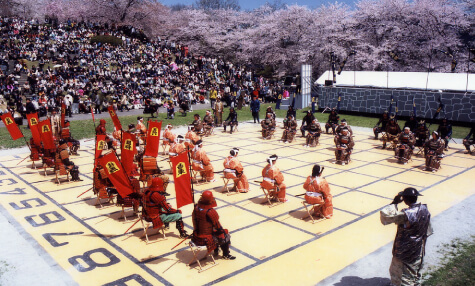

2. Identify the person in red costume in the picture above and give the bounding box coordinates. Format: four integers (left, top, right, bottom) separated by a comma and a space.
191, 191, 236, 260
142, 177, 189, 238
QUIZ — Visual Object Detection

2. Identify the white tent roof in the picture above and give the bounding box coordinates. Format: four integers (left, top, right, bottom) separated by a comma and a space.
315, 71, 475, 92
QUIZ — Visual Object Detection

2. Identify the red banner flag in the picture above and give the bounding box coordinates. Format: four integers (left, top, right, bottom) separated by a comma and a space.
91, 106, 95, 123
95, 135, 107, 168
98, 152, 133, 198
107, 106, 122, 131
1, 113, 23, 141
61, 102, 66, 129
26, 113, 41, 146
170, 152, 193, 208
38, 119, 56, 149
121, 132, 137, 175
144, 120, 162, 157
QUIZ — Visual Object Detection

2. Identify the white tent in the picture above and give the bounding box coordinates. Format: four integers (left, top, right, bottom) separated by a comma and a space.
315, 71, 475, 92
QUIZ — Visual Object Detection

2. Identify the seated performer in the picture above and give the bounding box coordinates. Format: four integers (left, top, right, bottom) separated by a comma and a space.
185, 125, 200, 150
223, 148, 249, 193
414, 119, 429, 148
300, 110, 315, 137
136, 116, 147, 135
373, 111, 390, 139
192, 114, 204, 135
61, 120, 80, 155
95, 119, 113, 149
191, 140, 216, 182
334, 127, 354, 165
142, 177, 190, 238
191, 191, 236, 260
382, 117, 401, 149
325, 108, 339, 134
223, 107, 238, 134
261, 112, 276, 140
169, 135, 186, 159
335, 119, 353, 137
404, 115, 418, 133
260, 154, 287, 202
437, 118, 452, 151
462, 123, 475, 154
112, 126, 122, 148
163, 124, 176, 149
281, 115, 297, 143
265, 106, 276, 120
306, 118, 322, 148
202, 110, 214, 136
58, 139, 81, 181
303, 164, 333, 219
424, 131, 445, 172
395, 127, 416, 164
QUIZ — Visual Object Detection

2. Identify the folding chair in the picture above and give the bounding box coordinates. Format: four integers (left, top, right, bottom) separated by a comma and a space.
140, 215, 167, 243
261, 186, 283, 208
222, 176, 238, 196
188, 241, 219, 273
162, 143, 169, 155
301, 201, 326, 224
95, 188, 115, 207
55, 164, 70, 184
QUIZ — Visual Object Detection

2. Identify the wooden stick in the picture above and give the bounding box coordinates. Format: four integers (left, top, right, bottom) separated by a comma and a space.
171, 237, 189, 250
16, 155, 29, 166
77, 187, 93, 198
124, 218, 141, 234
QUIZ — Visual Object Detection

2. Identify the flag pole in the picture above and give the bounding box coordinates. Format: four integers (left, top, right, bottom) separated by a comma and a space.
187, 146, 195, 205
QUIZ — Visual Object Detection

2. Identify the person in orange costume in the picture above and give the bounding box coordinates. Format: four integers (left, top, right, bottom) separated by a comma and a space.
163, 124, 176, 147
136, 116, 147, 135
185, 125, 200, 151
191, 140, 216, 182
260, 154, 287, 202
169, 135, 186, 160
303, 164, 333, 219
223, 148, 249, 193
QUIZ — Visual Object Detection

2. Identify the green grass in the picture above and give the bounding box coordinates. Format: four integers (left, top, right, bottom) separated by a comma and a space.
0, 104, 470, 149
424, 236, 475, 285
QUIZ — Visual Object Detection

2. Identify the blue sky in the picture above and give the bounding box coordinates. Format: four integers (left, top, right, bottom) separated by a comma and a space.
160, 0, 356, 11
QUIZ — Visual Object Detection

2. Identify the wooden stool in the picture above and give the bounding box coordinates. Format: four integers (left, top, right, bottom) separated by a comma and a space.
261, 187, 283, 208
55, 165, 70, 184
222, 176, 238, 196
188, 241, 219, 273
162, 144, 169, 155
301, 201, 325, 224
140, 216, 167, 243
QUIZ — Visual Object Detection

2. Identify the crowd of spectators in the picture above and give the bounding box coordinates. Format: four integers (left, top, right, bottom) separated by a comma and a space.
0, 17, 290, 122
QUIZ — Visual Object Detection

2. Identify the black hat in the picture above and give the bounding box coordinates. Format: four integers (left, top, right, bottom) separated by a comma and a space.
195, 139, 203, 146
128, 124, 135, 129
398, 187, 422, 197
230, 147, 239, 156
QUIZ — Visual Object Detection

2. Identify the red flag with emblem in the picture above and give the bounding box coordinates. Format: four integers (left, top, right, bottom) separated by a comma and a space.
38, 119, 56, 149
121, 132, 137, 175
95, 135, 107, 168
61, 102, 66, 129
98, 152, 133, 197
170, 152, 193, 208
144, 120, 162, 157
107, 106, 122, 131
26, 113, 41, 146
1, 113, 23, 140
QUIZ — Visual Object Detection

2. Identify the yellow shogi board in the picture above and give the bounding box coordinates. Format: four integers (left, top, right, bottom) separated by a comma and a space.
1, 122, 474, 286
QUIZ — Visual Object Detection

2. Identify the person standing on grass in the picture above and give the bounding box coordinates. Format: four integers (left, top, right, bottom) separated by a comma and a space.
250, 96, 260, 123
380, 188, 433, 286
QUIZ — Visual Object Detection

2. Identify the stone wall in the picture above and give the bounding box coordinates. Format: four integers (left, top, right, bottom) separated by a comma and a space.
318, 87, 475, 123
